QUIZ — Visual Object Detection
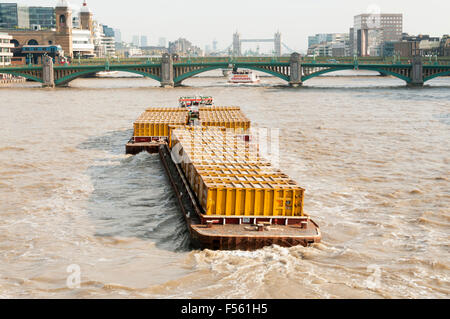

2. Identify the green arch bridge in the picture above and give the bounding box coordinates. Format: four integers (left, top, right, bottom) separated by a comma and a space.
1, 53, 449, 88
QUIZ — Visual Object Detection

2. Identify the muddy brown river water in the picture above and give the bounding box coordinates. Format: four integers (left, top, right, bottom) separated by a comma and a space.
0, 72, 449, 298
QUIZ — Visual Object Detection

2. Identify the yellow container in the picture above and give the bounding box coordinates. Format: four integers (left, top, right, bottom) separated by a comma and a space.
133, 110, 188, 137
197, 180, 304, 217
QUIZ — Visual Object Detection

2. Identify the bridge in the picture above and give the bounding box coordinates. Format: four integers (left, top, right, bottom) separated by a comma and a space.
0, 53, 449, 88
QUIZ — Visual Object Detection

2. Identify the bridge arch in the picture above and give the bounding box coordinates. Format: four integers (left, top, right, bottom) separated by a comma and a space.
0, 70, 43, 83
173, 64, 290, 85
54, 68, 162, 86
302, 66, 412, 84
27, 39, 39, 45
424, 70, 450, 83
10, 39, 19, 47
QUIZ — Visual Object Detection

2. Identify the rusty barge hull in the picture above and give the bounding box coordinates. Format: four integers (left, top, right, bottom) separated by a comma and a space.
157, 143, 321, 251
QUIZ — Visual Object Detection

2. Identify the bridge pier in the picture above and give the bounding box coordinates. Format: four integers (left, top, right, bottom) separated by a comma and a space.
409, 56, 424, 87
42, 56, 55, 88
289, 52, 303, 87
160, 53, 174, 88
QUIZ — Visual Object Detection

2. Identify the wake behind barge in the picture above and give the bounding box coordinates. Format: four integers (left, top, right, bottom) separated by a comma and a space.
126, 97, 321, 251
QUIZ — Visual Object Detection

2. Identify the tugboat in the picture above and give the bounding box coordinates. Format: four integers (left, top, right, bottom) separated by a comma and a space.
178, 96, 214, 108
228, 69, 260, 84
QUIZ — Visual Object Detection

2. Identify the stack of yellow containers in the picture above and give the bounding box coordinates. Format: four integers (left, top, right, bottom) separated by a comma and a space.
199, 106, 251, 132
134, 108, 189, 138
170, 126, 305, 217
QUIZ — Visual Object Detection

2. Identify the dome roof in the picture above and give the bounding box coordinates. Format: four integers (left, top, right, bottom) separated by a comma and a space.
56, 0, 70, 8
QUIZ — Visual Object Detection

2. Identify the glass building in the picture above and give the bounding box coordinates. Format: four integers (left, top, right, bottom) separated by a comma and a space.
0, 3, 18, 29
28, 7, 56, 29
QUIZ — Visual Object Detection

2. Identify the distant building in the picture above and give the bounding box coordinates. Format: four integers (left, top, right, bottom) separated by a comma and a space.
353, 13, 403, 56
140, 35, 148, 47
0, 1, 118, 59
0, 3, 18, 29
140, 45, 168, 55
0, 32, 13, 66
440, 35, 450, 56
168, 37, 203, 56
385, 34, 445, 57
101, 35, 115, 56
114, 28, 122, 43
158, 37, 166, 47
0, 3, 55, 30
72, 29, 94, 57
307, 33, 350, 56
29, 6, 56, 29
102, 25, 114, 38
132, 35, 140, 47
393, 41, 420, 57
349, 28, 354, 56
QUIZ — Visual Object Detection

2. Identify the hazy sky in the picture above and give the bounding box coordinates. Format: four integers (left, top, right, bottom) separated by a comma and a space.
3, 0, 449, 52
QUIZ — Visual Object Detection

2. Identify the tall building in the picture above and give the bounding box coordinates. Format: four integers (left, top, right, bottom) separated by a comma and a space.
114, 28, 122, 43
353, 13, 403, 56
0, 3, 18, 29
0, 32, 13, 66
140, 35, 148, 47
132, 35, 140, 47
158, 37, 166, 47
349, 28, 354, 56
54, 0, 73, 57
80, 1, 93, 36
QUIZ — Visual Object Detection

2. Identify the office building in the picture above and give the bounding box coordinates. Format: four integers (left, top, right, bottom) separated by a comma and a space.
353, 13, 403, 56
103, 25, 115, 38
140, 35, 148, 47
158, 37, 166, 47
114, 28, 122, 43
132, 35, 140, 47
0, 3, 18, 29
29, 6, 55, 29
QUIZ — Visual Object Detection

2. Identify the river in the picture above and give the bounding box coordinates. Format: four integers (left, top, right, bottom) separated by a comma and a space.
0, 72, 449, 298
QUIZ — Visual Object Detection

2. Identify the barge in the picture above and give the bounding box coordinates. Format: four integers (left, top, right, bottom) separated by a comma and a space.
126, 102, 321, 251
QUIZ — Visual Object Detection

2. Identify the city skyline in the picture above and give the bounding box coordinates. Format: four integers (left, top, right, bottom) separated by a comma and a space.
0, 0, 449, 52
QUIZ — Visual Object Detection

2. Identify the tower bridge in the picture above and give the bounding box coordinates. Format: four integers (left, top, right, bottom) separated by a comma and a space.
0, 53, 449, 88
233, 32, 282, 56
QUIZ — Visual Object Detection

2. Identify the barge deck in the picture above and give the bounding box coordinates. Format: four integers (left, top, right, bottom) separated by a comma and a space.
158, 143, 321, 251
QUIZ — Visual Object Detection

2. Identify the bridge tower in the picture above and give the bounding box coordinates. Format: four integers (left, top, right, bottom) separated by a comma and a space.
274, 32, 281, 56
55, 0, 73, 58
233, 32, 241, 56
80, 1, 94, 37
